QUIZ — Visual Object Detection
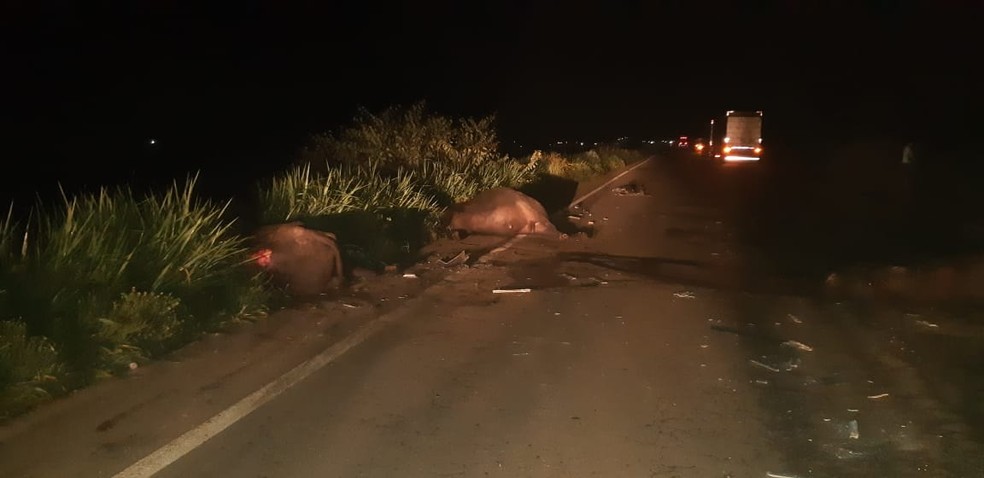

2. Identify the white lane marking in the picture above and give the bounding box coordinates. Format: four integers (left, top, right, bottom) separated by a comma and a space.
568, 156, 653, 209
114, 155, 655, 477
113, 311, 400, 478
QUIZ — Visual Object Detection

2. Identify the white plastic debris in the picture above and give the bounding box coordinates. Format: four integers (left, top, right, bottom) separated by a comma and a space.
786, 313, 803, 324
781, 340, 814, 352
749, 360, 781, 373
867, 393, 890, 400
342, 303, 359, 309
493, 288, 531, 294
673, 291, 696, 299
848, 419, 860, 439
767, 472, 801, 478
915, 320, 939, 328
402, 273, 418, 279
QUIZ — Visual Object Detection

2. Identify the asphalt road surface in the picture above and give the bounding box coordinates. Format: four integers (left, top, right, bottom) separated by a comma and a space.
2, 155, 982, 477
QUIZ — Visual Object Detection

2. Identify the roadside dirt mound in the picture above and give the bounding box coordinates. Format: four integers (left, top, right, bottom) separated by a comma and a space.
444, 187, 564, 238
251, 221, 344, 297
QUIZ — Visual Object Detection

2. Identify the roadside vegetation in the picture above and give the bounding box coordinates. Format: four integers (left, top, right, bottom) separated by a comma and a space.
0, 178, 268, 421
0, 101, 645, 421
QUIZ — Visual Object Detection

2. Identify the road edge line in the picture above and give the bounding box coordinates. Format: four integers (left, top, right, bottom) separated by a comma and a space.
567, 156, 653, 209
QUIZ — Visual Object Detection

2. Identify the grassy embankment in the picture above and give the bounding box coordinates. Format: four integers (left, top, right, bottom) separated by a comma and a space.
0, 101, 642, 421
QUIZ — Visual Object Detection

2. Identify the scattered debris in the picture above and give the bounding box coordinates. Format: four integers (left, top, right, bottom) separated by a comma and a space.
512, 352, 530, 356
493, 288, 532, 294
402, 273, 418, 279
782, 358, 801, 371
439, 250, 469, 267
611, 184, 647, 196
832, 446, 866, 460
341, 303, 359, 309
781, 340, 814, 352
754, 379, 770, 386
848, 419, 860, 439
786, 313, 803, 324
767, 472, 801, 478
560, 273, 577, 281
673, 290, 696, 299
750, 360, 781, 373
867, 393, 890, 400
915, 319, 939, 328
710, 324, 743, 335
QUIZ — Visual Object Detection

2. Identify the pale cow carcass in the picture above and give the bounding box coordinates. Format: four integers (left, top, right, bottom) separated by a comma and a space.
250, 222, 344, 297
445, 187, 565, 239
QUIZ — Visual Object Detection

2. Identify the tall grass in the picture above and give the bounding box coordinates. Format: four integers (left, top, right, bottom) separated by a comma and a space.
300, 101, 501, 171
297, 101, 536, 205
0, 175, 268, 416
532, 146, 645, 181
263, 103, 540, 267
259, 163, 440, 223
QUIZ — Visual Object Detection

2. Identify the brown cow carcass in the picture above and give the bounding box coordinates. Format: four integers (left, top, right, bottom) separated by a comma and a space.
250, 222, 344, 297
445, 187, 564, 238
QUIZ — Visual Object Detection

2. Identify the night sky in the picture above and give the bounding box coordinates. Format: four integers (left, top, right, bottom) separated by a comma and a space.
2, 1, 982, 202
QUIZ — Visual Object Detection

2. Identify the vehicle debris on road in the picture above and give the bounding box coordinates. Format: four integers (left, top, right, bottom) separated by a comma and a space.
766, 472, 802, 478
493, 288, 532, 294
781, 340, 814, 352
848, 419, 860, 439
611, 184, 648, 196
439, 250, 469, 267
750, 359, 781, 373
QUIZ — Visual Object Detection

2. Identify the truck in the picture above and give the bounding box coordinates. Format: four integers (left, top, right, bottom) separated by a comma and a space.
711, 110, 763, 162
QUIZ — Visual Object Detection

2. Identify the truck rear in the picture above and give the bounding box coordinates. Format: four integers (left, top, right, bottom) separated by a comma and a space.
721, 110, 763, 162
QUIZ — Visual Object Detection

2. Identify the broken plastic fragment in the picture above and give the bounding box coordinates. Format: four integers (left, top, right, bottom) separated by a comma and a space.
439, 250, 469, 266
673, 291, 696, 299
781, 340, 814, 352
749, 360, 780, 372
493, 288, 532, 294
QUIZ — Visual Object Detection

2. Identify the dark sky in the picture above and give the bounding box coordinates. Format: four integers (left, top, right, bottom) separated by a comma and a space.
2, 1, 982, 199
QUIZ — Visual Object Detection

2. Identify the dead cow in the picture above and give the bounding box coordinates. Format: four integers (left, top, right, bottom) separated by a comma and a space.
250, 222, 344, 297
445, 187, 563, 238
